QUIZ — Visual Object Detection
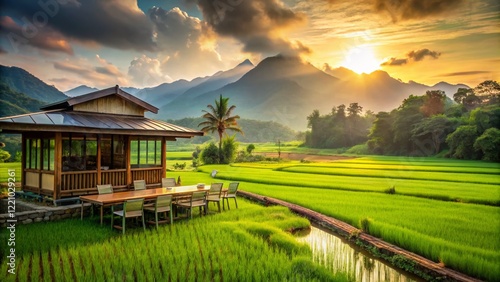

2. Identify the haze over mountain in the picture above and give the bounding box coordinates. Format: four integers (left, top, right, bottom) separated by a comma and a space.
0, 65, 67, 103
1, 57, 468, 130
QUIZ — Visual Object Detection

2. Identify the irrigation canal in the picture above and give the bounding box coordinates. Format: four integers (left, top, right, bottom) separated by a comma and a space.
298, 225, 423, 281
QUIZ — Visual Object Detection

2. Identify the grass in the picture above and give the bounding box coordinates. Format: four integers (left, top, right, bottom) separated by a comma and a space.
0, 200, 350, 282
197, 164, 500, 206
0, 163, 21, 183
175, 155, 500, 281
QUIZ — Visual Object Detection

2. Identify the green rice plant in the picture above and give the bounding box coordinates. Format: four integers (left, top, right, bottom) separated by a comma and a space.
30, 252, 40, 282
197, 164, 500, 205
41, 252, 51, 282
279, 165, 500, 185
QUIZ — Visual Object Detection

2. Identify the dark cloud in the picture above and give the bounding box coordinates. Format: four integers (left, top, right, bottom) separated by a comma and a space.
381, 48, 441, 66
1, 0, 156, 52
0, 16, 73, 54
407, 49, 440, 61
381, 57, 408, 66
441, 71, 492, 77
0, 46, 7, 54
373, 0, 465, 22
192, 0, 309, 56
324, 0, 465, 22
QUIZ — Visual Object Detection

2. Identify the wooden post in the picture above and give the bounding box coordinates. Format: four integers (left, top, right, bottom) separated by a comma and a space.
96, 135, 101, 185
125, 135, 132, 186
54, 132, 62, 200
38, 138, 43, 196
21, 134, 26, 193
161, 137, 166, 178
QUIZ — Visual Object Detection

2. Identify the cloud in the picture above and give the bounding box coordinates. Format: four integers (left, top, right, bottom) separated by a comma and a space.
1, 0, 156, 52
407, 49, 440, 61
381, 48, 441, 66
0, 46, 7, 54
128, 55, 171, 87
192, 0, 309, 56
441, 71, 492, 77
53, 56, 129, 88
147, 7, 223, 81
372, 0, 465, 22
322, 0, 465, 22
0, 16, 73, 54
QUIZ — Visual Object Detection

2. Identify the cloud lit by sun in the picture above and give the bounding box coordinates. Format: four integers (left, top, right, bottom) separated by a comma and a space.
341, 45, 381, 74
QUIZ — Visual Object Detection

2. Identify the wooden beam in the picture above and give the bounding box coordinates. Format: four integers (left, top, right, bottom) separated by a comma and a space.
54, 132, 62, 200
161, 137, 166, 178
125, 135, 132, 187
21, 134, 26, 193
97, 134, 101, 185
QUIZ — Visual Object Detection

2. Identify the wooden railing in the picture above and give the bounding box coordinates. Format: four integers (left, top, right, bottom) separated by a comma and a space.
131, 167, 162, 185
61, 171, 97, 192
101, 169, 127, 187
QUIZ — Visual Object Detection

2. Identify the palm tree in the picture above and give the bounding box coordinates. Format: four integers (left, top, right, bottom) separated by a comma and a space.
198, 95, 243, 162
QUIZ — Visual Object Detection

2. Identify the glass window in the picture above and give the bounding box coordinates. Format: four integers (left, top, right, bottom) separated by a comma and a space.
42, 139, 54, 171
131, 138, 163, 168
100, 135, 126, 169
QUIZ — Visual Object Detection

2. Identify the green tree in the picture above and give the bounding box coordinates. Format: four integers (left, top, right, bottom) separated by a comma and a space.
474, 128, 500, 162
411, 115, 459, 155
421, 90, 446, 117
0, 149, 11, 162
446, 125, 480, 159
392, 95, 425, 154
198, 95, 243, 163
367, 111, 396, 154
474, 80, 500, 105
221, 135, 238, 164
200, 142, 219, 164
246, 144, 255, 155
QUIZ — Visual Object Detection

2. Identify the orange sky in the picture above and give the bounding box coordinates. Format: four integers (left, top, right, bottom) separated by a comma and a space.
0, 0, 498, 90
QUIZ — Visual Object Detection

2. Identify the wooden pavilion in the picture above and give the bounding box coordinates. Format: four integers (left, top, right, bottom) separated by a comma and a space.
0, 85, 203, 200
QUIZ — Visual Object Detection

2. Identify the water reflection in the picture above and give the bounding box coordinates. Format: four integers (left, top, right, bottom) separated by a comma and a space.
298, 226, 422, 282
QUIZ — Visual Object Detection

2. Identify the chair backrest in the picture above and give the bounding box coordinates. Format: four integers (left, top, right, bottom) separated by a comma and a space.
125, 198, 144, 213
97, 184, 113, 194
208, 183, 223, 197
162, 178, 176, 187
133, 180, 146, 191
191, 191, 206, 204
227, 182, 239, 195
156, 195, 172, 208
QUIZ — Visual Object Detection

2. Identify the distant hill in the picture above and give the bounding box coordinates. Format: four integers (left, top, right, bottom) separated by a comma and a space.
134, 77, 209, 108
167, 117, 297, 143
64, 85, 99, 97
156, 55, 469, 130
0, 65, 67, 103
0, 83, 46, 117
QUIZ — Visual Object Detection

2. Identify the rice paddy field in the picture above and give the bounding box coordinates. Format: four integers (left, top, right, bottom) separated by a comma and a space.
0, 201, 348, 282
175, 156, 500, 281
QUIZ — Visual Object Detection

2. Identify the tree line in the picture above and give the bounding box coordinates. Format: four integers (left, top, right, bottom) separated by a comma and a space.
306, 80, 500, 161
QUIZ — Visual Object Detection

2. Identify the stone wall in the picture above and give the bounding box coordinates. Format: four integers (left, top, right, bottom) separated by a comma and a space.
0, 199, 92, 227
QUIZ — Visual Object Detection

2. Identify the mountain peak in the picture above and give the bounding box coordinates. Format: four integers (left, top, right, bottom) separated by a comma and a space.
237, 59, 253, 67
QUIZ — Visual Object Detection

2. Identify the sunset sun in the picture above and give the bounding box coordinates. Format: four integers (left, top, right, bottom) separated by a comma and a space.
341, 45, 380, 74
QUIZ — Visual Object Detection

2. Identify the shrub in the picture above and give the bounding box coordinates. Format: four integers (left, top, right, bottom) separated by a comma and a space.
221, 135, 238, 164
384, 186, 396, 194
200, 142, 219, 164
474, 128, 500, 162
345, 143, 369, 155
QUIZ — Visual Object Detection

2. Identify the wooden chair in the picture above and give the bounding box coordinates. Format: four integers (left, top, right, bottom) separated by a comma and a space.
162, 177, 176, 187
144, 195, 173, 229
175, 191, 207, 219
133, 180, 146, 190
95, 184, 113, 225
206, 183, 223, 213
111, 198, 145, 234
222, 182, 239, 210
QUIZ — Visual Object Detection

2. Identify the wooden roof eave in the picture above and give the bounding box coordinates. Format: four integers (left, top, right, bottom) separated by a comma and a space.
0, 123, 203, 139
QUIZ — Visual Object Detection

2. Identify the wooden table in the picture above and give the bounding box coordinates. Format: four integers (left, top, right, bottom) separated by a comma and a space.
80, 185, 210, 225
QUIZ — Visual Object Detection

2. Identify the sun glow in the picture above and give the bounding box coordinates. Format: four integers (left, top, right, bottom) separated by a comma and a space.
341, 45, 380, 74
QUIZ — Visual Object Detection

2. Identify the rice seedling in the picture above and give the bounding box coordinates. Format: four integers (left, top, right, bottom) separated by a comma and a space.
1, 200, 347, 281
